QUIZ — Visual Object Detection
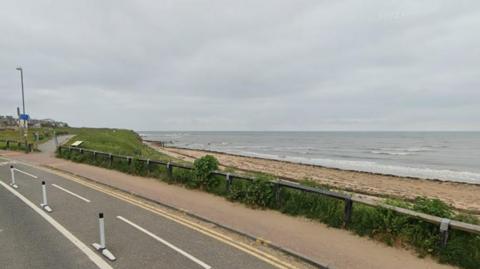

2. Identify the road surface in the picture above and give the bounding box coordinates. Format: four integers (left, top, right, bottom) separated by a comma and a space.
0, 159, 298, 269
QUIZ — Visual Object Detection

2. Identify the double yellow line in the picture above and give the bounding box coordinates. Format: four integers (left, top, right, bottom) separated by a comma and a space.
41, 166, 299, 269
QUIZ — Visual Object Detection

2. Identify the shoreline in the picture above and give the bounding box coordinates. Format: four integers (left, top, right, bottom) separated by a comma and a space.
151, 143, 479, 186
145, 141, 480, 213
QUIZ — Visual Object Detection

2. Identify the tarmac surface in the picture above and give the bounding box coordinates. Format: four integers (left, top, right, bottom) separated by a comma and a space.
0, 160, 283, 269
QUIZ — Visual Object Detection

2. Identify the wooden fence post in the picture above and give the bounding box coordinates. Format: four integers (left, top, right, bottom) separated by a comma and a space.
275, 180, 281, 207
440, 218, 450, 248
166, 162, 172, 179
343, 198, 353, 228
146, 159, 150, 175
128, 157, 134, 173
226, 173, 232, 192
108, 154, 113, 167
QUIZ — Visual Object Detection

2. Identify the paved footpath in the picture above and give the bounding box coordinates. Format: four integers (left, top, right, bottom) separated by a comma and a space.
0, 148, 457, 269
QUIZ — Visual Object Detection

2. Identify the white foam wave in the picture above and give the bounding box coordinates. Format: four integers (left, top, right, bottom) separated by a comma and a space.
385, 147, 432, 152
368, 147, 434, 156
370, 150, 413, 156
308, 159, 480, 184
228, 150, 480, 184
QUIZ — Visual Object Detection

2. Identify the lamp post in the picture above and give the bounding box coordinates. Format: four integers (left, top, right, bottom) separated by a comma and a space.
16, 67, 25, 115
16, 67, 28, 152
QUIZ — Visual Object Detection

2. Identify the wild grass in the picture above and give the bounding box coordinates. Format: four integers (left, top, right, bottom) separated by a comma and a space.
63, 128, 171, 161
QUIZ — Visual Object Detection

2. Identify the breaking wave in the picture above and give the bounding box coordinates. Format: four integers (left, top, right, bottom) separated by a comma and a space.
228, 150, 480, 184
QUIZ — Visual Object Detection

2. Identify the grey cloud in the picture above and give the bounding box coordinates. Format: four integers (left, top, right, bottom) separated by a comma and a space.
1, 0, 479, 131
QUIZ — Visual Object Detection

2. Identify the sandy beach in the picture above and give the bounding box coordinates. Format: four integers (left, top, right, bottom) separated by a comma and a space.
147, 143, 480, 214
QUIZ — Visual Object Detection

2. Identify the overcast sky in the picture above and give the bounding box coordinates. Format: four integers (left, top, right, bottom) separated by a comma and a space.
1, 1, 479, 131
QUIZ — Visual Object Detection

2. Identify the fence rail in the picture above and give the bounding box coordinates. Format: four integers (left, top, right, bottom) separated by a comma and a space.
0, 139, 33, 152
58, 145, 480, 246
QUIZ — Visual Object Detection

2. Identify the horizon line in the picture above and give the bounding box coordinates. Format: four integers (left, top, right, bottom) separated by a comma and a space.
135, 130, 480, 132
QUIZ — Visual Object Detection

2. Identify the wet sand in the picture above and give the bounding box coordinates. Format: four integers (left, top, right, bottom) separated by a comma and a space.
147, 143, 480, 213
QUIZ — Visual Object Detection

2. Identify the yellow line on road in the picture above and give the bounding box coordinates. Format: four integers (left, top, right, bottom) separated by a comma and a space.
36, 166, 299, 269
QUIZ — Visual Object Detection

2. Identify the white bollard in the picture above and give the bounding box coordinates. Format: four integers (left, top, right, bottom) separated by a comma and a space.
92, 213, 116, 261
9, 165, 18, 189
40, 181, 53, 213
99, 213, 106, 248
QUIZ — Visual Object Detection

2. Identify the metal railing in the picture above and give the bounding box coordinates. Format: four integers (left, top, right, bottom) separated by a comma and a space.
58, 145, 480, 247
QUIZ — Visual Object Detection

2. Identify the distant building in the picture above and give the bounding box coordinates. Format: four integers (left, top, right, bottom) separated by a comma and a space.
0, 116, 18, 128
0, 115, 69, 128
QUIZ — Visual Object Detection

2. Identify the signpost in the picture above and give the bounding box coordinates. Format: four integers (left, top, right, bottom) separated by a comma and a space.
19, 114, 29, 128
19, 114, 29, 152
16, 67, 29, 153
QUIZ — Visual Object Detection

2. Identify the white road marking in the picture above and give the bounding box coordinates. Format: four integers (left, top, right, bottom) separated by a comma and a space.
52, 184, 91, 203
0, 180, 112, 269
13, 168, 38, 179
117, 216, 212, 269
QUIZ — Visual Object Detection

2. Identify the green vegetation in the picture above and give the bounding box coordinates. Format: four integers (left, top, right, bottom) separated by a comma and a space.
0, 127, 71, 151
192, 155, 220, 189
1, 126, 176, 163
1, 128, 44, 144
57, 147, 480, 269
63, 128, 171, 161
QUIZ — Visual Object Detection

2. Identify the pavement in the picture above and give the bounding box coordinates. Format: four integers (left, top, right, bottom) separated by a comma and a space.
37, 135, 73, 153
0, 138, 457, 269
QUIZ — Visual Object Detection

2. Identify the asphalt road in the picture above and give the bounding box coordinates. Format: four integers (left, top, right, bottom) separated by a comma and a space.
0, 159, 289, 269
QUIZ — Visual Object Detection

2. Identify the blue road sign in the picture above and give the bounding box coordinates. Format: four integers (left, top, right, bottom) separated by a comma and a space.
19, 114, 30, 121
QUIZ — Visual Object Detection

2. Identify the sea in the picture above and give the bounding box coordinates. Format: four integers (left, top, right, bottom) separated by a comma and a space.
139, 131, 480, 184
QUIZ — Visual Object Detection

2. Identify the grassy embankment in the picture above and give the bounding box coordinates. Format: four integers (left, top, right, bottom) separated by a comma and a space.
1, 126, 172, 160
54, 128, 480, 269
63, 128, 172, 161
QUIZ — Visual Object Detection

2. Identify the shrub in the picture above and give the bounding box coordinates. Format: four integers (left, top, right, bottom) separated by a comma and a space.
243, 179, 275, 208
192, 155, 219, 189
280, 188, 344, 227
172, 167, 194, 186
133, 159, 148, 176
439, 231, 480, 269
413, 197, 453, 218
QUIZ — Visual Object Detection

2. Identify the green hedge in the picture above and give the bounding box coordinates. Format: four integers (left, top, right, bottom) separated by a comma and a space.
57, 149, 480, 269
